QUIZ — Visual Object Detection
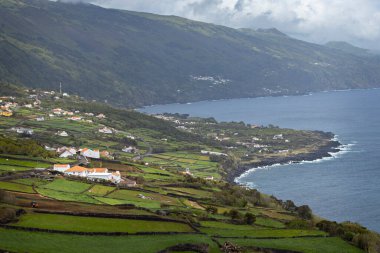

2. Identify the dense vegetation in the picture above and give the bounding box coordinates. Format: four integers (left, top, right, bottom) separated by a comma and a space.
0, 136, 54, 158
0, 0, 380, 107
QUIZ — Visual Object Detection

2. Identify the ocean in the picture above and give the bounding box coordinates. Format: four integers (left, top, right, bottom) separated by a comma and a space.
140, 88, 380, 232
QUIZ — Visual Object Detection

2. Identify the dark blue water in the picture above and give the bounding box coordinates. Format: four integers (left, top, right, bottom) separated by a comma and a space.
140, 89, 380, 232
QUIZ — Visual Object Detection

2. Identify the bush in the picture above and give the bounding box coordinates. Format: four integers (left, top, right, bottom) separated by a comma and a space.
0, 207, 17, 224
244, 213, 256, 225
228, 209, 241, 220
0, 189, 16, 204
297, 205, 312, 219
287, 219, 311, 229
205, 206, 218, 215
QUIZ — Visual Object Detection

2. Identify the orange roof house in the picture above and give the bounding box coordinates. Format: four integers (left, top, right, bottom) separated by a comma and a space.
87, 168, 108, 173
53, 164, 70, 173
64, 166, 88, 177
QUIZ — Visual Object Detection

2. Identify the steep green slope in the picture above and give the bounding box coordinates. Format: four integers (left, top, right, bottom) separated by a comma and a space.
1, 0, 380, 107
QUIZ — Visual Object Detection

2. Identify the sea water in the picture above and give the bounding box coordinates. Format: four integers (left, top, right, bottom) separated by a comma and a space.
141, 88, 380, 232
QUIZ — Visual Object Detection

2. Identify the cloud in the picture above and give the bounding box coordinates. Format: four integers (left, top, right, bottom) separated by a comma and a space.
55, 0, 380, 50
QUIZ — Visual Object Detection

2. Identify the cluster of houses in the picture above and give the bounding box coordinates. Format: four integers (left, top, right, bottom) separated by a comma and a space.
51, 146, 114, 160
201, 150, 228, 157
0, 97, 17, 117
49, 108, 106, 122
10, 127, 34, 135
53, 164, 124, 184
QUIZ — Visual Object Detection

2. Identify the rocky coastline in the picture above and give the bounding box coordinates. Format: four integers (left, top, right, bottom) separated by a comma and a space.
227, 137, 341, 183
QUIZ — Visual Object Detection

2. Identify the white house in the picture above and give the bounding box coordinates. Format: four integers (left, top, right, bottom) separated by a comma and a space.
96, 113, 106, 119
11, 127, 34, 135
53, 164, 70, 173
64, 166, 88, 177
59, 150, 76, 158
273, 134, 284, 140
111, 171, 121, 184
122, 146, 137, 153
36, 117, 45, 121
86, 169, 121, 183
57, 131, 69, 137
68, 116, 82, 121
52, 108, 63, 115
81, 148, 100, 159
98, 127, 113, 134
45, 146, 56, 151
201, 150, 227, 157
126, 135, 135, 140
87, 168, 109, 181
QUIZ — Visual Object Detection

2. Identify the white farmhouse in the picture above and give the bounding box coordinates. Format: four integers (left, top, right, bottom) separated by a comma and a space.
59, 150, 76, 158
98, 127, 113, 134
57, 131, 69, 137
122, 146, 137, 153
273, 134, 284, 140
64, 166, 88, 177
201, 150, 227, 157
81, 148, 100, 159
53, 164, 70, 173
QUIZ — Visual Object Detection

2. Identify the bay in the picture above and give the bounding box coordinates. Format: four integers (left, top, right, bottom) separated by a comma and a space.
141, 89, 380, 232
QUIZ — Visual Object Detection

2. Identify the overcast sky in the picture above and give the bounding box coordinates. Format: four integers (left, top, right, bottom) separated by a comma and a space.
59, 0, 380, 50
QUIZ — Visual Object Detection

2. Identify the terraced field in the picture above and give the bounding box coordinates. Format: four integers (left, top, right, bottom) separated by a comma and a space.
14, 213, 194, 233
0, 181, 35, 193
0, 228, 220, 253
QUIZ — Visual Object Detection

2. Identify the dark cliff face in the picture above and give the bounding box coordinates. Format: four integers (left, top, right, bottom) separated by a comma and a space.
1, 0, 380, 107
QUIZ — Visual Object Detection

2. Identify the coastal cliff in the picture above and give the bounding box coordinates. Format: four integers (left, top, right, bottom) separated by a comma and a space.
226, 136, 341, 183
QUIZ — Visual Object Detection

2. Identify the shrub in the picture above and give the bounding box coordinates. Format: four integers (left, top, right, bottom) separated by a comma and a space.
297, 205, 312, 219
244, 213, 256, 225
205, 206, 218, 215
287, 219, 311, 229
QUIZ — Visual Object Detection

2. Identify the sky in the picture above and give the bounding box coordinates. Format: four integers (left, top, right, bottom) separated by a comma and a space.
58, 0, 380, 50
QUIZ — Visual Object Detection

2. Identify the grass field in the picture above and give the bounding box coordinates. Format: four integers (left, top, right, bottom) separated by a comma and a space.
86, 184, 115, 196
94, 196, 162, 209
255, 217, 286, 228
216, 237, 364, 253
14, 213, 194, 233
200, 227, 327, 238
40, 179, 92, 193
0, 165, 32, 173
107, 189, 182, 207
11, 178, 48, 186
0, 228, 221, 253
166, 187, 213, 198
0, 157, 50, 168
0, 181, 35, 193
36, 188, 100, 204
200, 221, 258, 231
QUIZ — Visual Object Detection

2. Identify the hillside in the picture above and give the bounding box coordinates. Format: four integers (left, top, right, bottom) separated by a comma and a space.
1, 0, 380, 107
1, 88, 378, 253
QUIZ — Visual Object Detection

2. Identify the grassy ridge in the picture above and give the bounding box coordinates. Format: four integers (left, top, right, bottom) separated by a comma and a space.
217, 237, 364, 253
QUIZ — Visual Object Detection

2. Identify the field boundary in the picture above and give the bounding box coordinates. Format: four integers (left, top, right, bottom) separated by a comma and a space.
0, 225, 202, 236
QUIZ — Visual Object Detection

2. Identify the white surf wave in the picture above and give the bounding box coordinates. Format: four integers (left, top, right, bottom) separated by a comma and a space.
235, 136, 356, 184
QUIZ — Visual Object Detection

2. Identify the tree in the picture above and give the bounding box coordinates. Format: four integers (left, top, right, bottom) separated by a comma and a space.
244, 212, 256, 225
297, 205, 312, 219
229, 209, 240, 220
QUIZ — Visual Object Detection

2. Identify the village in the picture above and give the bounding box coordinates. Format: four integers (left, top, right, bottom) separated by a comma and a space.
0, 86, 366, 253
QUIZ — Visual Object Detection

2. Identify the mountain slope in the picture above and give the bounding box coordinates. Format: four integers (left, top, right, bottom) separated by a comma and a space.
1, 0, 380, 107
